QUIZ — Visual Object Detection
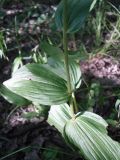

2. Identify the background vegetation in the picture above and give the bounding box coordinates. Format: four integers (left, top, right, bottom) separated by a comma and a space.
0, 0, 120, 160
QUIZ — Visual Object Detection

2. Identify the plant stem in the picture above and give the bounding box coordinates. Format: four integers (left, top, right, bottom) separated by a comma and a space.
63, 0, 71, 95
63, 0, 75, 117
72, 92, 78, 113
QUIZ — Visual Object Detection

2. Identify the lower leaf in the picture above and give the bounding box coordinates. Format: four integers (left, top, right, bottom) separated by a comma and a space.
48, 104, 72, 134
64, 115, 120, 160
48, 104, 120, 160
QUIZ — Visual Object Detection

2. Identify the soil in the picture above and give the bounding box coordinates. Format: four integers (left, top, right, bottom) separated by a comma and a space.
0, 1, 120, 160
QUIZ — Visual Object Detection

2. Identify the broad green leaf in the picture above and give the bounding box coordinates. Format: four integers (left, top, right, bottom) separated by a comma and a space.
47, 58, 67, 80
55, 0, 94, 33
48, 104, 72, 134
48, 104, 107, 134
3, 64, 69, 105
76, 111, 108, 133
40, 42, 82, 90
48, 104, 120, 160
41, 42, 88, 61
48, 58, 82, 90
41, 41, 64, 60
3, 59, 81, 106
64, 116, 120, 160
0, 84, 30, 106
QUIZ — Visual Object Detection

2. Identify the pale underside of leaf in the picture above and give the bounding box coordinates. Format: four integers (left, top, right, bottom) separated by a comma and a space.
48, 104, 120, 160
48, 104, 72, 134
64, 117, 120, 160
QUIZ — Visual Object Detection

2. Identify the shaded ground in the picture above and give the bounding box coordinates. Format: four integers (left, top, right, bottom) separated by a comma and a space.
0, 1, 120, 160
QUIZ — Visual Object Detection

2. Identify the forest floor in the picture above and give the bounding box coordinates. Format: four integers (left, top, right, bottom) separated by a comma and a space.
0, 1, 120, 160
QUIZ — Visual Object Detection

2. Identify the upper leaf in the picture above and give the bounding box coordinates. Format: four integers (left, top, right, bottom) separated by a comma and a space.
41, 41, 82, 90
41, 41, 64, 60
47, 58, 82, 90
3, 64, 69, 105
55, 0, 93, 33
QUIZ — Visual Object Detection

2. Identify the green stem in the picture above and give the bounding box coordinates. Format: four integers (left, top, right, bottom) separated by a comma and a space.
63, 0, 75, 117
63, 0, 71, 95
72, 92, 78, 113
63, 0, 79, 116
71, 34, 77, 51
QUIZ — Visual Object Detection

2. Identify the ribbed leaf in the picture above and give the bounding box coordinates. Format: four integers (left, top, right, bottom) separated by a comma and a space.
3, 64, 69, 105
48, 104, 120, 160
48, 104, 72, 134
48, 59, 81, 90
69, 60, 81, 89
48, 104, 107, 134
41, 41, 64, 60
47, 58, 67, 80
64, 115, 120, 160
0, 84, 30, 106
55, 0, 93, 33
41, 42, 81, 90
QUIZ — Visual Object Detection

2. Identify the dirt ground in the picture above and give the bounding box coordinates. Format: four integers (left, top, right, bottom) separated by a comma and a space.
0, 1, 120, 160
